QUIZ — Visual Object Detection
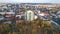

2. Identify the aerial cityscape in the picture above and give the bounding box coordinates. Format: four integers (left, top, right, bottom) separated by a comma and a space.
0, 3, 60, 34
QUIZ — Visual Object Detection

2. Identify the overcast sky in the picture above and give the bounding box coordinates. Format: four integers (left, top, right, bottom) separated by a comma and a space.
0, 0, 60, 3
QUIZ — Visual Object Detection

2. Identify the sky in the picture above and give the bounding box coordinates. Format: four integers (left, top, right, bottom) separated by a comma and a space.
0, 0, 60, 3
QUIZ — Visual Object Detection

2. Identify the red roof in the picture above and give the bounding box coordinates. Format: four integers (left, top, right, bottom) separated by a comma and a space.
5, 14, 13, 17
39, 12, 48, 16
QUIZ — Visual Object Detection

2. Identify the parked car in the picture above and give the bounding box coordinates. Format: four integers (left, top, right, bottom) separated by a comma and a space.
16, 14, 24, 20
42, 16, 51, 21
52, 18, 60, 25
0, 16, 4, 20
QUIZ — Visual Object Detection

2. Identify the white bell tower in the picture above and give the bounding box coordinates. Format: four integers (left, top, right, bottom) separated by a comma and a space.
25, 10, 34, 21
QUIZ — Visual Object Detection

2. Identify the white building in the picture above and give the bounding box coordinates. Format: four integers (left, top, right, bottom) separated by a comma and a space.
25, 10, 34, 21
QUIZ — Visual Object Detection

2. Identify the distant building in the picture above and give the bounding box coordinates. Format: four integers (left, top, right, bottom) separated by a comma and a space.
25, 10, 34, 21
38, 12, 48, 16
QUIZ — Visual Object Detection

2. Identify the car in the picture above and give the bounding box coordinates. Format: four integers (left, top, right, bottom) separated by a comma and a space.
52, 18, 60, 25
5, 16, 14, 20
16, 15, 24, 20
0, 16, 4, 20
3, 21, 11, 24
42, 16, 50, 21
